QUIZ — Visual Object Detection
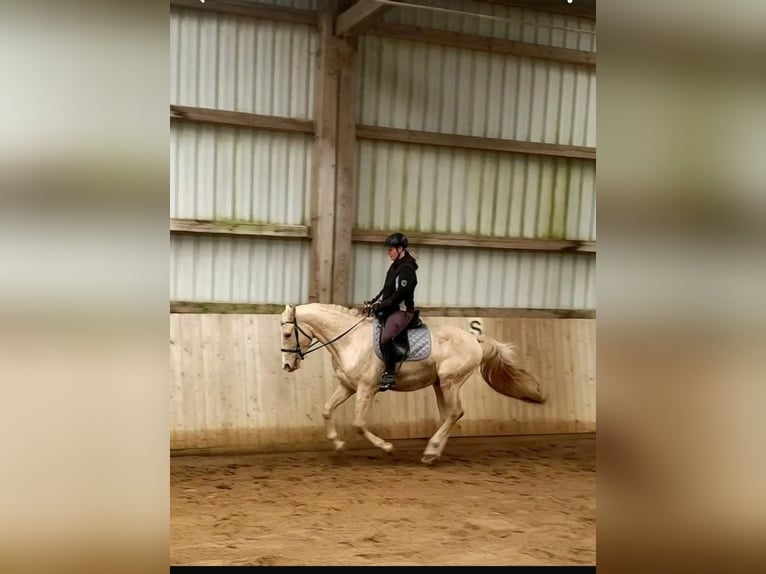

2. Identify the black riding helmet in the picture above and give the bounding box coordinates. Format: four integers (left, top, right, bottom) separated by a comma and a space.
384, 232, 408, 249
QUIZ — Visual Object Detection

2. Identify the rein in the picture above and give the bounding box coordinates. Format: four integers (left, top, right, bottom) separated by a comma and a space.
280, 314, 367, 359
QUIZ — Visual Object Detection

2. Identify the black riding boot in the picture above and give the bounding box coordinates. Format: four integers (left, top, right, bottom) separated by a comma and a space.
379, 340, 397, 391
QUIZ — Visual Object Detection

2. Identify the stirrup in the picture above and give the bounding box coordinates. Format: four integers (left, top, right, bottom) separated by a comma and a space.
379, 371, 396, 391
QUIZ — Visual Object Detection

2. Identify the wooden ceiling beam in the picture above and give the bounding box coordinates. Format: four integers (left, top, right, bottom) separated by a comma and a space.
335, 0, 394, 36
481, 0, 596, 20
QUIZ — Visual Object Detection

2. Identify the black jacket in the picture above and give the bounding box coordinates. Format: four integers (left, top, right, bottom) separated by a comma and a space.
371, 251, 418, 316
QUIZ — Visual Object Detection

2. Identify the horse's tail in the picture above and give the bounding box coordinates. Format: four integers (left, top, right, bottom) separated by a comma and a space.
477, 335, 546, 404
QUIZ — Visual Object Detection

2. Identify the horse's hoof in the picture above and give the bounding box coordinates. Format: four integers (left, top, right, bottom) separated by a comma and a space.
334, 441, 346, 451
381, 442, 394, 453
421, 453, 440, 464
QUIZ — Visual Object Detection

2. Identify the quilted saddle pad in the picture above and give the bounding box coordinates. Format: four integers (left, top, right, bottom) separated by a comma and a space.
372, 320, 432, 362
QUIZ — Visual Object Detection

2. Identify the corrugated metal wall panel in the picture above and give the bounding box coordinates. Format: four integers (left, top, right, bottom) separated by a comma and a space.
171, 235, 309, 304
358, 35, 595, 147
355, 140, 595, 240
170, 6, 317, 118
381, 0, 596, 52
352, 245, 594, 310
169, 314, 596, 450
170, 122, 313, 224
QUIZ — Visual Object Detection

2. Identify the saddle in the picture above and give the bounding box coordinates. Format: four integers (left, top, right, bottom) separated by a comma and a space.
390, 311, 421, 360
373, 311, 431, 363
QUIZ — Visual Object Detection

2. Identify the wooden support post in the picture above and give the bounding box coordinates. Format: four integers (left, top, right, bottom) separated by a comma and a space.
309, 0, 340, 303
331, 36, 359, 305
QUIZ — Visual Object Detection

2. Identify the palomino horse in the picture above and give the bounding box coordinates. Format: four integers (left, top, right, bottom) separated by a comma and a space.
280, 303, 545, 463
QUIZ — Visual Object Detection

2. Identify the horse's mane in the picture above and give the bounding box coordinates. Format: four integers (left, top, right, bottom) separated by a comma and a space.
312, 303, 366, 318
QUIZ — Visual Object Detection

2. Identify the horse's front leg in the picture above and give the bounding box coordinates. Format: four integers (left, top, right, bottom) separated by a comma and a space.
323, 382, 355, 450
353, 383, 394, 453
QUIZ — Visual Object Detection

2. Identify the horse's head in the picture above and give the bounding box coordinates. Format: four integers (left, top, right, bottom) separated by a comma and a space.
280, 304, 314, 372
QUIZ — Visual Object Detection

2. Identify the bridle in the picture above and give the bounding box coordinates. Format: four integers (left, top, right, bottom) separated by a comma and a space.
280, 318, 319, 360
280, 313, 368, 360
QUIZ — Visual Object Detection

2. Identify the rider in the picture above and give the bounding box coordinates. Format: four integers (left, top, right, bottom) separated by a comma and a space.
364, 232, 419, 391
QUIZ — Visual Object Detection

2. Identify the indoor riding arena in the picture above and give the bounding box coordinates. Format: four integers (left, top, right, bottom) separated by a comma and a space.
169, 0, 596, 566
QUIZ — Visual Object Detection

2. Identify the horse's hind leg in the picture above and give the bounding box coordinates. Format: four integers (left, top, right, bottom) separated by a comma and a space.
323, 382, 355, 450
422, 378, 467, 464
432, 382, 446, 423
353, 384, 394, 453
